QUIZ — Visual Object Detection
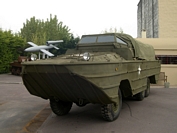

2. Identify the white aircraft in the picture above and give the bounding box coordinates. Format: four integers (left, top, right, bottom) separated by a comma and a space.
25, 40, 63, 59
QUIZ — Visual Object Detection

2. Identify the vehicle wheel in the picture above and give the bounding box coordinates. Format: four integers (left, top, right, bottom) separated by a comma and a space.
101, 88, 122, 121
76, 102, 87, 107
11, 67, 16, 75
135, 90, 145, 101
50, 99, 73, 116
145, 78, 150, 97
16, 68, 21, 75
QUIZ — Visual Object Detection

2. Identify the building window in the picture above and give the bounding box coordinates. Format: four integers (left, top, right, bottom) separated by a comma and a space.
156, 55, 177, 64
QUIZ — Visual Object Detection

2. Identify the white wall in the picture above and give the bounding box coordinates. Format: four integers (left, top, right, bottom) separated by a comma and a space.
159, 65, 177, 86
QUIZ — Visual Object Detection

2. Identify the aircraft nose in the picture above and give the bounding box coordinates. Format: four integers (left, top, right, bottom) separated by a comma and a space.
24, 48, 30, 52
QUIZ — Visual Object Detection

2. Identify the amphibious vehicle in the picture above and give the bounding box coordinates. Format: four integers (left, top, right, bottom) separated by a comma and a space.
22, 33, 161, 121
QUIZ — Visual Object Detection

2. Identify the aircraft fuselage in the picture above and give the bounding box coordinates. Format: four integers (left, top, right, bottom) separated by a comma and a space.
25, 45, 53, 52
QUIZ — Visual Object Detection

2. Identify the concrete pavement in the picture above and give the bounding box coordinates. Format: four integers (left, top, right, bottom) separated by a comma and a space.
37, 87, 177, 133
0, 74, 177, 133
0, 74, 49, 133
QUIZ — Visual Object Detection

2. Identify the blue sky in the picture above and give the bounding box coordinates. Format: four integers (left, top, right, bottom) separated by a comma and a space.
0, 0, 140, 37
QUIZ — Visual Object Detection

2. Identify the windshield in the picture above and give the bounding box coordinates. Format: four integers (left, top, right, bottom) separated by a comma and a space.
79, 35, 115, 44
97, 35, 115, 42
79, 36, 97, 43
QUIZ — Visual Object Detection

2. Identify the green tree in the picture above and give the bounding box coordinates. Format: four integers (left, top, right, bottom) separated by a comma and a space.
20, 16, 46, 44
20, 14, 79, 55
20, 14, 71, 45
0, 29, 25, 73
53, 34, 80, 55
102, 27, 124, 33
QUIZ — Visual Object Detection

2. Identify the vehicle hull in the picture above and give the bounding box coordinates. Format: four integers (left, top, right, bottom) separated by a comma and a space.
22, 60, 160, 104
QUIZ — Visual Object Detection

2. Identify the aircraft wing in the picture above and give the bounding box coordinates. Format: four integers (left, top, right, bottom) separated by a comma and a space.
27, 42, 38, 47
50, 44, 59, 50
40, 49, 54, 56
46, 40, 63, 44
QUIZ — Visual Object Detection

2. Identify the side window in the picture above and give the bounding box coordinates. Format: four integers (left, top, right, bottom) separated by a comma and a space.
116, 37, 127, 45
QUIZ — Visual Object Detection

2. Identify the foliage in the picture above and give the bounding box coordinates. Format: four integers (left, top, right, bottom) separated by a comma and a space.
20, 14, 79, 55
20, 14, 71, 45
0, 14, 80, 73
52, 34, 80, 55
102, 27, 124, 34
0, 29, 25, 73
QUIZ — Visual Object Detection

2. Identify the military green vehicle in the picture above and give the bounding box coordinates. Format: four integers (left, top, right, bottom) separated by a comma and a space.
21, 33, 161, 121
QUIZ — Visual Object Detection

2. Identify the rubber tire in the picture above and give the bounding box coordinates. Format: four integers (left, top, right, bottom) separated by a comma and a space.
145, 78, 150, 97
11, 67, 16, 75
135, 90, 145, 101
101, 89, 122, 122
16, 68, 21, 75
50, 99, 73, 116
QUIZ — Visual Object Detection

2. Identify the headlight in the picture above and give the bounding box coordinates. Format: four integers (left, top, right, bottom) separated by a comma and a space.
30, 54, 37, 61
83, 52, 90, 61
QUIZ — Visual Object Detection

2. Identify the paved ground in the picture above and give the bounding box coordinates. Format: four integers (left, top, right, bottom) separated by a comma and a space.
0, 74, 49, 133
0, 74, 177, 133
37, 87, 177, 133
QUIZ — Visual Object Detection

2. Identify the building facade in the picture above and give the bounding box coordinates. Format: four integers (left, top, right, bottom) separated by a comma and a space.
135, 38, 177, 86
137, 0, 177, 38
137, 0, 177, 86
